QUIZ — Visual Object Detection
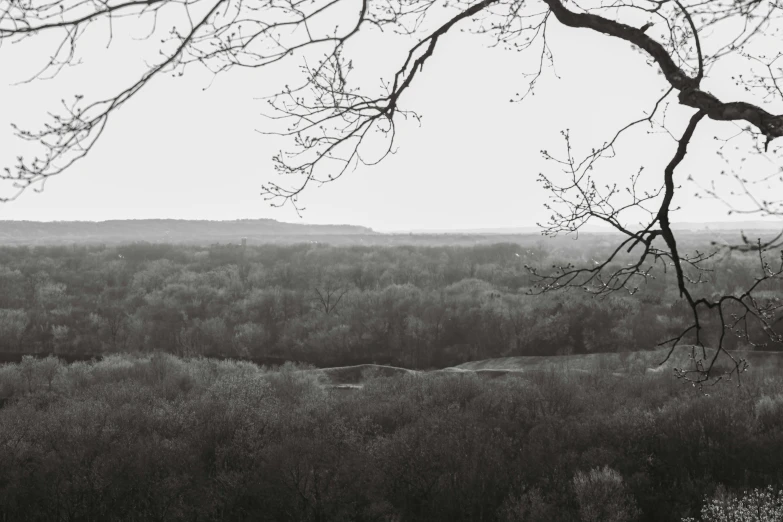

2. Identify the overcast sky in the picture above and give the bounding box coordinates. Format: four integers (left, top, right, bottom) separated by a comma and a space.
1, 8, 781, 232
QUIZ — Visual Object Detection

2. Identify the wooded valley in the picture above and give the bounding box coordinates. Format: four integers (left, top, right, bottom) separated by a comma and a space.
0, 236, 779, 367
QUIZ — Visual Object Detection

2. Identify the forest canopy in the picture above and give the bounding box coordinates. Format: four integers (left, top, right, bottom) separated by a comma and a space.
0, 239, 780, 371
1, 352, 782, 521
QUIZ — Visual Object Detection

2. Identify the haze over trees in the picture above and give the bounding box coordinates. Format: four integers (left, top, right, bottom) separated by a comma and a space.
4, 0, 783, 381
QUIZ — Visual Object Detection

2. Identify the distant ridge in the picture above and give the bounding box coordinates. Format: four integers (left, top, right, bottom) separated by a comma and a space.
397, 220, 783, 234
2, 218, 782, 246
671, 220, 783, 231
0, 219, 376, 245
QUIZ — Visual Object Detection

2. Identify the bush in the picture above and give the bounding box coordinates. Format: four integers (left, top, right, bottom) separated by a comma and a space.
573, 466, 640, 522
498, 488, 557, 522
683, 486, 783, 522
755, 395, 783, 432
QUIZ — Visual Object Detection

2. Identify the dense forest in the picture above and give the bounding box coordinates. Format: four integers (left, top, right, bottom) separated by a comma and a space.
2, 238, 782, 521
0, 354, 782, 521
0, 237, 780, 367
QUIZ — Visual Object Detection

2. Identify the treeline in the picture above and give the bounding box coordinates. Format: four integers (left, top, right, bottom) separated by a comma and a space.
0, 354, 782, 521
0, 241, 779, 367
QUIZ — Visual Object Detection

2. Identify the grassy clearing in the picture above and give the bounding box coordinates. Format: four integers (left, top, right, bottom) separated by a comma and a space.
312, 363, 418, 385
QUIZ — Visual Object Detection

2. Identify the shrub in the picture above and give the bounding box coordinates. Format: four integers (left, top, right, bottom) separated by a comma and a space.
683, 486, 783, 522
573, 466, 640, 522
755, 395, 783, 432
498, 488, 557, 522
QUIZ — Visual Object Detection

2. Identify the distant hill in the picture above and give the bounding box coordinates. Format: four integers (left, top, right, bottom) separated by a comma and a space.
399, 220, 783, 234
3, 218, 782, 246
0, 219, 376, 245
672, 220, 783, 231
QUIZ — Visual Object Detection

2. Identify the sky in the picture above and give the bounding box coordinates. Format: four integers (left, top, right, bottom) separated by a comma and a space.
0, 4, 781, 232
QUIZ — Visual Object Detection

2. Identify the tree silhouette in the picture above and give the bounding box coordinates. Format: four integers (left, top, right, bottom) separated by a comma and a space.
3, 0, 783, 383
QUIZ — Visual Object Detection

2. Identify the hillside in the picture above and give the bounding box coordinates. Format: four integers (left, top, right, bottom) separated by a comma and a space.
0, 219, 375, 245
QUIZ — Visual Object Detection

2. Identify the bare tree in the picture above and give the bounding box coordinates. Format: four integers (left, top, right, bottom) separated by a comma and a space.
3, 0, 783, 383
312, 283, 348, 315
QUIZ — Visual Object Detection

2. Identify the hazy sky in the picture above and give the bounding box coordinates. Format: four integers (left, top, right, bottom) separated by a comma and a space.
0, 7, 781, 232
